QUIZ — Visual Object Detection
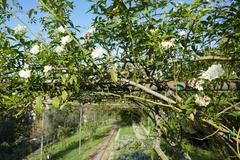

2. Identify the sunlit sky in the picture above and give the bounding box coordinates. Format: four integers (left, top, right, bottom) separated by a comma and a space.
8, 0, 193, 40
8, 0, 95, 39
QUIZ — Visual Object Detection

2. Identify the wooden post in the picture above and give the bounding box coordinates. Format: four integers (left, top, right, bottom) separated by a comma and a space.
78, 104, 82, 155
40, 108, 45, 160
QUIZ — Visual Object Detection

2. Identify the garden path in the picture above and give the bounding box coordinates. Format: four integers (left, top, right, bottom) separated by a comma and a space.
88, 124, 119, 160
132, 121, 146, 140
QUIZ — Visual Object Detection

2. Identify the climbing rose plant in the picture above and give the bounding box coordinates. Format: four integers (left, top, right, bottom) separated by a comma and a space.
0, 0, 239, 159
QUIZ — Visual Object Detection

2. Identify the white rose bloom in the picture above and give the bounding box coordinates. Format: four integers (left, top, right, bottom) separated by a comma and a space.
91, 47, 106, 59
161, 38, 175, 50
14, 24, 27, 35
43, 65, 53, 73
30, 44, 40, 54
56, 26, 65, 33
88, 26, 96, 34
167, 58, 173, 63
84, 26, 96, 39
189, 78, 204, 91
200, 64, 224, 81
60, 35, 72, 45
45, 80, 52, 84
195, 80, 204, 91
150, 29, 158, 33
24, 64, 29, 69
195, 94, 211, 107
179, 30, 188, 39
55, 45, 65, 53
19, 69, 31, 79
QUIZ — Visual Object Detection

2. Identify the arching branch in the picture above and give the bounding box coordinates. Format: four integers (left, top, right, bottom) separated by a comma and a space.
172, 56, 240, 63
121, 78, 176, 104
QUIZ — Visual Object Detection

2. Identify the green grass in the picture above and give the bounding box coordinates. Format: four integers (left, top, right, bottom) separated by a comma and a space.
113, 124, 221, 160
27, 125, 111, 160
118, 125, 135, 138
159, 141, 221, 160
27, 122, 221, 160
183, 144, 221, 160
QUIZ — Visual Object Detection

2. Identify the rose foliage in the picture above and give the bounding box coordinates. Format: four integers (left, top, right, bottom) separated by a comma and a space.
0, 0, 240, 159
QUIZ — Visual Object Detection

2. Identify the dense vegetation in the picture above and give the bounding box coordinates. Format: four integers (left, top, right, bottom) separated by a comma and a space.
0, 0, 240, 159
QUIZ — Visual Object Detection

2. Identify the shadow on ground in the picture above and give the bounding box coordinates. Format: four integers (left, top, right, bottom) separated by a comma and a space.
159, 141, 221, 160
49, 133, 108, 160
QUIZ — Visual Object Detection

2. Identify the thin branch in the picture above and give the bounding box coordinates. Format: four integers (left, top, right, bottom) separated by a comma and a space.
124, 95, 182, 112
202, 119, 228, 133
202, 119, 240, 142
225, 141, 240, 159
217, 102, 240, 116
84, 103, 139, 110
93, 91, 122, 98
195, 129, 220, 141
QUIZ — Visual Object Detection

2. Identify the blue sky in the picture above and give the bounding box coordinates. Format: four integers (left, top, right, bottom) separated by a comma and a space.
9, 0, 95, 39
9, 0, 194, 40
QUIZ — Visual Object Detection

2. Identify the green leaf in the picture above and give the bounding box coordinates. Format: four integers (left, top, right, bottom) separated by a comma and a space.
28, 9, 34, 18
179, 104, 188, 110
61, 90, 68, 101
228, 111, 240, 117
185, 95, 194, 105
70, 75, 77, 85
2, 95, 11, 100
73, 75, 77, 84
1, 0, 6, 10
75, 86, 80, 94
52, 96, 60, 109
145, 8, 151, 18
36, 96, 43, 114
69, 76, 74, 85
61, 75, 67, 85
110, 70, 118, 83
60, 103, 66, 110
66, 1, 74, 9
